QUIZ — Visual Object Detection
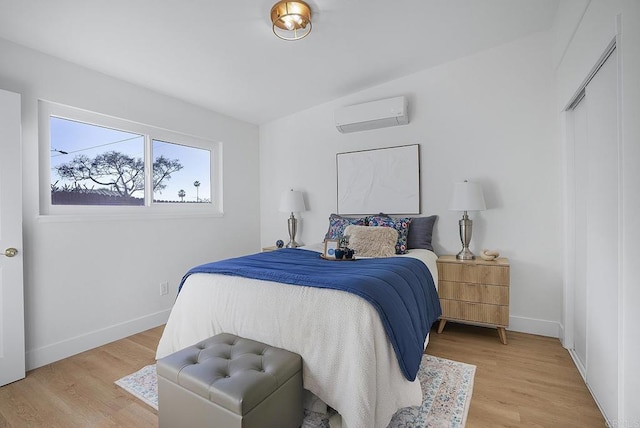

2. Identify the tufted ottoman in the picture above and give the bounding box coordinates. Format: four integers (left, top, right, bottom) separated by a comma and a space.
157, 333, 303, 428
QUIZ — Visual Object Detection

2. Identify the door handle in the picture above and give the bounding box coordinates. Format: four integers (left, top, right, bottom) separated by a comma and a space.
3, 248, 18, 257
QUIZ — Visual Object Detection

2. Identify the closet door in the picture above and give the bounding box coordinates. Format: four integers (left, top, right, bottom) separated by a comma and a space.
572, 98, 588, 372
569, 45, 619, 422
583, 48, 619, 423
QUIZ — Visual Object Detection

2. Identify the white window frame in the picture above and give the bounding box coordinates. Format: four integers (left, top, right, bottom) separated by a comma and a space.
38, 100, 223, 221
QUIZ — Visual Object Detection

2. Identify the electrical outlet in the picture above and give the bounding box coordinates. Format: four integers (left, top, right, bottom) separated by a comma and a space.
160, 282, 169, 296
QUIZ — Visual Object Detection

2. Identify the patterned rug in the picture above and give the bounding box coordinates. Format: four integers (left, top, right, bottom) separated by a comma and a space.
115, 354, 475, 427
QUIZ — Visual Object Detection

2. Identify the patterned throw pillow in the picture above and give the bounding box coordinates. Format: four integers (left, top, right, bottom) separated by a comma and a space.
324, 213, 367, 240
367, 215, 413, 254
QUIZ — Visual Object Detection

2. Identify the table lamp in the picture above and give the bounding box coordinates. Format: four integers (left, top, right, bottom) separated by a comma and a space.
279, 189, 306, 248
449, 180, 486, 260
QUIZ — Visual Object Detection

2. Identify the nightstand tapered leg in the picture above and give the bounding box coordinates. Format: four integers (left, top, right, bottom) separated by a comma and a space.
497, 327, 508, 345
437, 319, 447, 334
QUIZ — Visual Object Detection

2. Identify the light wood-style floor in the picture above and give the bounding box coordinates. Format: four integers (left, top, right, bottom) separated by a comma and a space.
428, 323, 605, 427
0, 323, 605, 427
0, 326, 162, 428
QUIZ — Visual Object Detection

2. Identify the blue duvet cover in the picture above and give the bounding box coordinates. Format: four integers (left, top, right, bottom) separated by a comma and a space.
178, 248, 441, 381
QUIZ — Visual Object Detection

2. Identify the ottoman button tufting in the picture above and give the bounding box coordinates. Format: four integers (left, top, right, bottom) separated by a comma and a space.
157, 333, 303, 428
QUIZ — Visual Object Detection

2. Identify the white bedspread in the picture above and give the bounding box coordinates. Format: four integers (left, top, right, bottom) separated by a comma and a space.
156, 247, 438, 428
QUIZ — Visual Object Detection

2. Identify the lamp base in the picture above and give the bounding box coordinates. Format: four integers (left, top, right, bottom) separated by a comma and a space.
457, 213, 475, 260
285, 240, 300, 248
286, 214, 300, 248
456, 248, 475, 260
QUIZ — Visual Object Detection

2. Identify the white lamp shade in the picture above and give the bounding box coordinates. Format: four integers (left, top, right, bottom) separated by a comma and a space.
279, 189, 306, 213
449, 181, 486, 211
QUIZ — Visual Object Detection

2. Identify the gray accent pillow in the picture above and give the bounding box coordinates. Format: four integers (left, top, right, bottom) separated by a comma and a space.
407, 215, 437, 251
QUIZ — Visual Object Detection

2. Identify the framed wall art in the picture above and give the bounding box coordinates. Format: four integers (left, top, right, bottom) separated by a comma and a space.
336, 144, 420, 215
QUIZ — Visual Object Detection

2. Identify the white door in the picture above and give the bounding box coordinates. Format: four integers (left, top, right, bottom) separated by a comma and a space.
572, 97, 588, 372
569, 48, 619, 423
584, 48, 619, 423
0, 88, 25, 386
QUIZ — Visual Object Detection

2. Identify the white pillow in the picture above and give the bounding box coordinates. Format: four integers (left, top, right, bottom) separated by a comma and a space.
343, 225, 398, 258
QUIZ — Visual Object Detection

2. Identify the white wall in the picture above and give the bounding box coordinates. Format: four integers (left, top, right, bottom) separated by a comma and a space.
260, 31, 561, 337
0, 37, 261, 369
554, 1, 640, 425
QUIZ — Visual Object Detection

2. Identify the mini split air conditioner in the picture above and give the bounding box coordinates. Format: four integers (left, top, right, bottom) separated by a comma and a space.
335, 96, 409, 133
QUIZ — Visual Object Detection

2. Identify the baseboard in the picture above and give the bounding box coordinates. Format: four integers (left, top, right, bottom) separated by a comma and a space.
25, 309, 171, 370
568, 349, 611, 427
508, 315, 561, 338
558, 323, 565, 346
568, 348, 587, 380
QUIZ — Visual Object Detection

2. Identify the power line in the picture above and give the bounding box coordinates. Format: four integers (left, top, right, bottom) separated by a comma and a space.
51, 135, 143, 157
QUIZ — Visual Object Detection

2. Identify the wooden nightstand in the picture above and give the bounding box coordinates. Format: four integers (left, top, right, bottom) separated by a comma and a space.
436, 255, 510, 344
262, 246, 279, 252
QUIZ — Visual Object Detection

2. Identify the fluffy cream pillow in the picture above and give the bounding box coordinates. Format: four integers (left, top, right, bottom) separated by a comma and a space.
343, 225, 398, 258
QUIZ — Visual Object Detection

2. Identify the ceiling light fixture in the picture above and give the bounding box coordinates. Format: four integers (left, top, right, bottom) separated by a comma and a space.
270, 1, 312, 41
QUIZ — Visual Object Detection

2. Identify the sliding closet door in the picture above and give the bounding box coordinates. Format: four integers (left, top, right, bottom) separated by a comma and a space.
570, 46, 619, 422
572, 98, 588, 372
583, 48, 619, 423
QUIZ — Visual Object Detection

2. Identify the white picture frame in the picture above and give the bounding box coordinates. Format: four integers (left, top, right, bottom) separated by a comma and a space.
323, 239, 339, 260
336, 144, 420, 215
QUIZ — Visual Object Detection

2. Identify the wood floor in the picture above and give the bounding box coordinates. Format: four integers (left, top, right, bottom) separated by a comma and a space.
0, 326, 162, 428
0, 323, 605, 427
428, 323, 605, 427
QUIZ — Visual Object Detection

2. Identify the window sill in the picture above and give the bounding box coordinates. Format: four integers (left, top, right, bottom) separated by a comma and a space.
37, 210, 224, 223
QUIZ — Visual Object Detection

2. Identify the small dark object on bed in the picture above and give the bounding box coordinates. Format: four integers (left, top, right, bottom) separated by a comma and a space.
334, 248, 344, 259
276, 239, 284, 248
344, 248, 354, 259
319, 254, 356, 261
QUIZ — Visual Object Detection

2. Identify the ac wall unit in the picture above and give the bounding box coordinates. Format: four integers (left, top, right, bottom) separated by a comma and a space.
335, 96, 409, 133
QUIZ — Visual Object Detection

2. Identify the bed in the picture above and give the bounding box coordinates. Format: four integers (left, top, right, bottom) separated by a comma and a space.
156, 242, 440, 428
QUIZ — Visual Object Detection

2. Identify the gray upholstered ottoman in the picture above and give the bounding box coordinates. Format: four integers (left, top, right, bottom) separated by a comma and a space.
157, 333, 303, 428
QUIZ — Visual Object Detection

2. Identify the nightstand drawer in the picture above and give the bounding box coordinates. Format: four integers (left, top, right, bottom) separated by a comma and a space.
438, 262, 509, 286
438, 280, 509, 305
440, 299, 509, 326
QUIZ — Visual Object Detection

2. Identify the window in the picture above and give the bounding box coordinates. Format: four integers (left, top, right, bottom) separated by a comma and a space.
152, 140, 211, 204
39, 101, 222, 217
50, 117, 146, 206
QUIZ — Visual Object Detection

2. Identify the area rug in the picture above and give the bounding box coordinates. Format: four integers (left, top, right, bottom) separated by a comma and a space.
115, 354, 475, 428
